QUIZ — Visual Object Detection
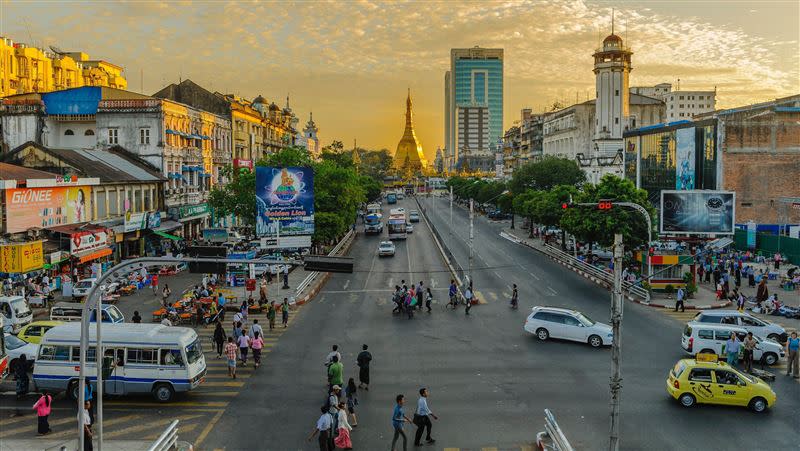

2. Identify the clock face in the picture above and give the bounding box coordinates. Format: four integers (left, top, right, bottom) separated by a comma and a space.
707, 197, 724, 209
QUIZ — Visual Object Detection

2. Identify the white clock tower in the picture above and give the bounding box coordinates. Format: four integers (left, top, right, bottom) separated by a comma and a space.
592, 19, 632, 154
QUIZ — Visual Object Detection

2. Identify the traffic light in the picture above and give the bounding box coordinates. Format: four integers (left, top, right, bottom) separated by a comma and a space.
598, 200, 613, 210
561, 202, 570, 210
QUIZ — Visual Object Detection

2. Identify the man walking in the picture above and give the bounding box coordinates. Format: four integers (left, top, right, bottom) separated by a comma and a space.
307, 406, 334, 451
786, 331, 799, 378
448, 280, 457, 308
224, 337, 238, 379
675, 287, 685, 312
416, 281, 424, 310
328, 355, 344, 392
742, 331, 757, 373
357, 344, 372, 390
413, 388, 438, 446
724, 333, 741, 368
391, 394, 412, 451
464, 285, 473, 315
248, 319, 263, 340
282, 264, 290, 289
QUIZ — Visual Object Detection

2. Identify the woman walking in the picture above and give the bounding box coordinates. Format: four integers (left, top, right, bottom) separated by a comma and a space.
345, 378, 359, 427
32, 390, 52, 435
251, 331, 264, 369
267, 302, 277, 330
161, 284, 171, 308
334, 401, 353, 449
281, 298, 289, 327
213, 322, 226, 358
237, 329, 250, 366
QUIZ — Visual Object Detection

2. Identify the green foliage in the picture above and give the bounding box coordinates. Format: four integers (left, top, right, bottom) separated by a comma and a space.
530, 185, 578, 228
257, 145, 313, 168
357, 149, 393, 181
664, 284, 675, 295
359, 175, 383, 203
313, 212, 346, 244
559, 174, 655, 249
208, 166, 257, 227
320, 150, 354, 168
509, 156, 585, 195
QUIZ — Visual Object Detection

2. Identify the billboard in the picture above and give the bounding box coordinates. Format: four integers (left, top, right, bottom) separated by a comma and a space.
675, 127, 696, 190
0, 241, 44, 273
255, 166, 314, 236
660, 190, 735, 235
5, 186, 92, 233
70, 230, 109, 254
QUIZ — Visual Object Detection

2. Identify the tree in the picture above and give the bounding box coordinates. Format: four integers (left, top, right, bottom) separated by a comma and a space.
313, 212, 346, 245
208, 165, 257, 227
323, 140, 344, 153
513, 190, 542, 237
509, 156, 585, 195
359, 149, 393, 181
530, 185, 578, 248
359, 175, 383, 203
560, 174, 655, 249
258, 145, 312, 168
320, 149, 354, 168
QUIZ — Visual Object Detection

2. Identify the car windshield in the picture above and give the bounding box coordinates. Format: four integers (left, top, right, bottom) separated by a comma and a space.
4, 334, 27, 350
185, 338, 203, 364
11, 298, 30, 317
106, 306, 124, 322
576, 313, 595, 326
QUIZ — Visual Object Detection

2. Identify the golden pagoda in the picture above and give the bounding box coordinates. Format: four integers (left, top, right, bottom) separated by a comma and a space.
393, 89, 428, 171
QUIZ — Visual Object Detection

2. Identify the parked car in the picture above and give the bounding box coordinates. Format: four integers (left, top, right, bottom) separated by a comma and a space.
681, 323, 784, 365
487, 210, 511, 220
692, 310, 787, 343
4, 332, 39, 370
378, 241, 396, 257
524, 306, 612, 348
72, 278, 98, 300
16, 321, 63, 345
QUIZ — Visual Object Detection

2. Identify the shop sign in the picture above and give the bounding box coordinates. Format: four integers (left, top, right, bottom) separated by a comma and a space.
5, 186, 93, 233
148, 211, 162, 229
233, 159, 253, 170
124, 211, 149, 232
0, 241, 44, 273
49, 251, 67, 264
179, 203, 209, 219
26, 176, 100, 188
70, 230, 109, 254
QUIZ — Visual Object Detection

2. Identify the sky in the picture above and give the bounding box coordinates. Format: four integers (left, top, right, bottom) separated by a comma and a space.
1, 0, 798, 162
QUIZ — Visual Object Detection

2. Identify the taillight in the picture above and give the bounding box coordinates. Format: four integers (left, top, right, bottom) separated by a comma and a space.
688, 337, 693, 352
673, 380, 680, 389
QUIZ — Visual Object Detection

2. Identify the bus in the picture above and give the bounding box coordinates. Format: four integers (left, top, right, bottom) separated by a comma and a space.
387, 208, 407, 240
33, 323, 206, 402
0, 317, 7, 380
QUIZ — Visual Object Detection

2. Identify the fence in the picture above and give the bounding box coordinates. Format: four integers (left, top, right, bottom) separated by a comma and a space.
734, 228, 800, 265
147, 420, 179, 451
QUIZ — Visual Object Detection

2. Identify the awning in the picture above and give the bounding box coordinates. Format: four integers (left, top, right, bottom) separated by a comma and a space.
166, 129, 178, 135
190, 134, 203, 140
152, 230, 183, 241
201, 135, 210, 140
168, 172, 182, 179
151, 220, 182, 232
73, 247, 112, 264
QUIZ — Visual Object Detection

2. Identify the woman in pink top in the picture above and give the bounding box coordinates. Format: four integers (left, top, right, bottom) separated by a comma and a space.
251, 331, 265, 369
33, 390, 52, 435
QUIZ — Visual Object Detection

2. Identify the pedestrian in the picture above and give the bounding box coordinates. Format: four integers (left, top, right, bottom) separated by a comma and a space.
248, 319, 263, 340
161, 284, 171, 308
423, 287, 432, 313
391, 394, 413, 451
334, 400, 354, 449
84, 383, 95, 425
734, 266, 742, 288
251, 330, 264, 369
464, 286, 473, 315
413, 387, 438, 446
240, 301, 249, 324
697, 265, 705, 284
224, 337, 238, 379
196, 303, 207, 327
213, 322, 226, 358
282, 264, 289, 288
511, 284, 519, 309
151, 273, 159, 296
742, 332, 757, 373
328, 355, 344, 392
82, 400, 93, 451
345, 377, 359, 427
405, 291, 414, 319
14, 354, 30, 399
724, 333, 741, 367
448, 280, 457, 308
267, 302, 277, 330
307, 406, 334, 451
238, 329, 250, 366
756, 278, 769, 308
281, 298, 289, 327
417, 281, 424, 310
736, 291, 746, 312
131, 310, 142, 324
675, 287, 685, 312
787, 331, 799, 378
357, 344, 372, 390
325, 345, 341, 368
232, 321, 243, 341
774, 252, 782, 270
32, 390, 52, 435
233, 310, 243, 327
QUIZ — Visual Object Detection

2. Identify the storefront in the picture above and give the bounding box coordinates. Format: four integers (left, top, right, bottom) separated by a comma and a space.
175, 203, 210, 240
0, 240, 46, 293
145, 211, 184, 256
634, 250, 694, 291
48, 224, 113, 280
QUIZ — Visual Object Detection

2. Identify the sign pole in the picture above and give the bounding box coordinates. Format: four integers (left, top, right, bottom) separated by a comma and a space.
609, 233, 623, 451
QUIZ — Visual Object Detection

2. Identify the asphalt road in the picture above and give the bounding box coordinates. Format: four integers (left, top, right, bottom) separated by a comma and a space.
200, 194, 799, 451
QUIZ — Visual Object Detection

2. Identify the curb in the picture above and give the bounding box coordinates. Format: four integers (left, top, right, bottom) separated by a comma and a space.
505, 229, 733, 311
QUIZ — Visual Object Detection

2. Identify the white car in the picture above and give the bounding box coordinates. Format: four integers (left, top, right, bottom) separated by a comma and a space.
681, 323, 784, 366
406, 223, 414, 233
692, 310, 787, 343
4, 332, 39, 370
72, 278, 97, 300
409, 211, 420, 223
524, 306, 612, 348
378, 241, 396, 257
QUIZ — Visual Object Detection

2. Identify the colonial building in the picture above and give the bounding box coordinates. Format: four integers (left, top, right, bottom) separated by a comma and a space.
297, 112, 321, 159
0, 37, 126, 97
502, 108, 544, 177
393, 90, 427, 173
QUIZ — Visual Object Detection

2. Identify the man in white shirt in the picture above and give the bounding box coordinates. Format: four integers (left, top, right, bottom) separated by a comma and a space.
282, 265, 290, 288
325, 344, 341, 367
248, 319, 263, 339
81, 400, 93, 450
307, 406, 334, 451
464, 287, 473, 315
413, 388, 438, 446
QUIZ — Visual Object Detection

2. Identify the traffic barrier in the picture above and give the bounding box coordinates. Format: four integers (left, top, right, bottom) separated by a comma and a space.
147, 419, 180, 451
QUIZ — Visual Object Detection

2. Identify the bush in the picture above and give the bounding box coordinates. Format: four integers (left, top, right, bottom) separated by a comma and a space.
664, 284, 675, 295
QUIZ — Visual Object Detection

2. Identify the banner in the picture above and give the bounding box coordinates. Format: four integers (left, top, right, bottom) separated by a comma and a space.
124, 211, 148, 232
675, 128, 696, 190
70, 230, 109, 254
5, 186, 93, 233
148, 211, 162, 229
255, 166, 315, 236
660, 191, 735, 235
0, 241, 44, 273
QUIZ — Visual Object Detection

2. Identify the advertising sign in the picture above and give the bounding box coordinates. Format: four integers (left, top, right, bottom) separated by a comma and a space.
70, 230, 109, 254
124, 211, 149, 232
179, 203, 210, 219
675, 128, 696, 190
0, 241, 44, 273
233, 159, 253, 170
660, 191, 735, 235
147, 211, 162, 229
5, 186, 93, 233
260, 235, 312, 249
255, 167, 314, 236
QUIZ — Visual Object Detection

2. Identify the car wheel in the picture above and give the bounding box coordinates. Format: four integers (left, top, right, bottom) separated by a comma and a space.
588, 335, 603, 348
152, 383, 174, 402
536, 328, 549, 341
679, 393, 695, 408
761, 352, 778, 366
749, 397, 767, 413
767, 333, 782, 343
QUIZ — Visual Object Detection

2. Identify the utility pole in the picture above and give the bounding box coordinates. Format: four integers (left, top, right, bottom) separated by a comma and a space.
449, 186, 454, 254
609, 233, 624, 451
469, 198, 474, 286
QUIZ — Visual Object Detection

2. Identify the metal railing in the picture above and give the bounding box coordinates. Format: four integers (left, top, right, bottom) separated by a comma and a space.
541, 243, 650, 302
295, 228, 355, 296
147, 420, 179, 451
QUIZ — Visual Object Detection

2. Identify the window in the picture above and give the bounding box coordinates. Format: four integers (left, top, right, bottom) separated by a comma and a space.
715, 330, 733, 340
714, 370, 741, 385
84, 129, 95, 136
64, 129, 75, 136
688, 368, 713, 382
25, 326, 42, 337
160, 349, 184, 366
740, 316, 765, 327
697, 315, 722, 324
71, 346, 97, 362
127, 348, 159, 364
563, 315, 581, 327
39, 345, 71, 361
679, 113, 685, 117
720, 316, 737, 325
108, 128, 119, 144
615, 89, 619, 96
139, 128, 150, 144
615, 117, 619, 124
698, 329, 715, 339
679, 96, 684, 100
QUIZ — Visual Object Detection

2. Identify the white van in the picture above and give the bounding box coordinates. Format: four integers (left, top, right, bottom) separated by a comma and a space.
33, 323, 206, 402
72, 278, 97, 300
692, 310, 787, 343
0, 296, 33, 334
681, 322, 785, 366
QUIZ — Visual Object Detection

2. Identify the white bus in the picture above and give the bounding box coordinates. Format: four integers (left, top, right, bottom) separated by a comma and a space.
33, 323, 206, 402
387, 208, 408, 240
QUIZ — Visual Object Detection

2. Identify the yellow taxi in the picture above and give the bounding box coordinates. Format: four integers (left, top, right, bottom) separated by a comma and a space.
16, 320, 63, 344
666, 354, 776, 413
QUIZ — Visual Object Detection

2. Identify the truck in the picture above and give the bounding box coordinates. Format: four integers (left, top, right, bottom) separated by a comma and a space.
386, 193, 397, 204
202, 228, 243, 243
387, 208, 407, 240
364, 214, 383, 234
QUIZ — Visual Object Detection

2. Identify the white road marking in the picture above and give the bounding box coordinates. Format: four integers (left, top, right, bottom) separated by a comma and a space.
343, 279, 350, 290
529, 271, 540, 281
493, 271, 502, 279
548, 286, 558, 295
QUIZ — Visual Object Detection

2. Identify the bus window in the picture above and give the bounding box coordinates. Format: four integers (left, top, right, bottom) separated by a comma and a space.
71, 346, 97, 362
40, 345, 71, 361
184, 339, 203, 365
160, 349, 184, 366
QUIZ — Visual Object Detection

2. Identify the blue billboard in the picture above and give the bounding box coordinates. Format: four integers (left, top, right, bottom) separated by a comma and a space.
675, 127, 696, 190
256, 166, 314, 236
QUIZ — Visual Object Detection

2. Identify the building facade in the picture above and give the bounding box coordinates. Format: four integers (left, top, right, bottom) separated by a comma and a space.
297, 112, 321, 159
631, 83, 717, 120
0, 37, 127, 97
445, 47, 503, 170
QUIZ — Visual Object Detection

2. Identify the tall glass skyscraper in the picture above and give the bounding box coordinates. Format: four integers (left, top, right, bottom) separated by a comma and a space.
445, 47, 503, 170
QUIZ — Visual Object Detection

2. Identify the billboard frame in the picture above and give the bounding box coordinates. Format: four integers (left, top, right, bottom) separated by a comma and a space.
659, 190, 736, 236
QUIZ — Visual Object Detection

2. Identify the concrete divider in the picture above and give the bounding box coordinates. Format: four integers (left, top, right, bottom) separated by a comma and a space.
294, 229, 356, 306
